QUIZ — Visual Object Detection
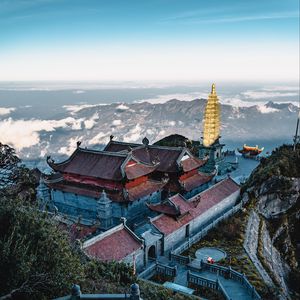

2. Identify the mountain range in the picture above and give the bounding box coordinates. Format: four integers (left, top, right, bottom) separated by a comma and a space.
0, 98, 298, 162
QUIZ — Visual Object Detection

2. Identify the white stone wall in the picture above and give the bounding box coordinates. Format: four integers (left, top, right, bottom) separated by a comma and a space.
51, 188, 162, 226
163, 190, 239, 252
123, 247, 145, 270
52, 190, 98, 221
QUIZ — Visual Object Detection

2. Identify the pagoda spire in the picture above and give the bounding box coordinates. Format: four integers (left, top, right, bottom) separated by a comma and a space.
202, 83, 221, 147
211, 83, 216, 95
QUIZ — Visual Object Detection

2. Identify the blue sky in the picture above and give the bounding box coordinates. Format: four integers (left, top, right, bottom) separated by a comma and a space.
0, 0, 299, 81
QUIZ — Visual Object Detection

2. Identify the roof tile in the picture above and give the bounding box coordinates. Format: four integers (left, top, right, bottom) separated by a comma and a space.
84, 226, 142, 261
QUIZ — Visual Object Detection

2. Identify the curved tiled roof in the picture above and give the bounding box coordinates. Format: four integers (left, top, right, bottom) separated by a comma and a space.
179, 173, 213, 192
181, 156, 207, 172
132, 146, 183, 173
48, 147, 158, 181
104, 140, 207, 173
125, 160, 158, 180
127, 180, 166, 201
103, 140, 140, 152
49, 148, 128, 181
152, 178, 240, 235
84, 225, 142, 262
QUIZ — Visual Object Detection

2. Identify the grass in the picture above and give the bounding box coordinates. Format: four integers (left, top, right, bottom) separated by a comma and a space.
188, 283, 224, 300
149, 273, 174, 284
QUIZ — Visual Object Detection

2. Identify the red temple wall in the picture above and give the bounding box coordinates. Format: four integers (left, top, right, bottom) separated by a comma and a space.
125, 176, 148, 189
179, 168, 198, 181
63, 173, 123, 190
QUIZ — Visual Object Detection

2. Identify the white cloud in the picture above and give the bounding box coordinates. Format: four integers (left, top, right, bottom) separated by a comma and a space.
242, 90, 298, 99
220, 96, 299, 108
0, 107, 15, 116
146, 128, 155, 135
136, 92, 207, 104
73, 90, 85, 94
0, 117, 84, 150
220, 97, 257, 107
63, 103, 106, 115
58, 137, 81, 156
112, 119, 122, 126
262, 86, 299, 92
116, 104, 129, 110
123, 124, 142, 142
88, 132, 109, 145
256, 105, 279, 114
84, 113, 99, 129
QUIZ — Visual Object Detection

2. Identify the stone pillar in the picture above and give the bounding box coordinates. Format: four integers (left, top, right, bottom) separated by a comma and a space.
36, 177, 51, 210
97, 190, 113, 229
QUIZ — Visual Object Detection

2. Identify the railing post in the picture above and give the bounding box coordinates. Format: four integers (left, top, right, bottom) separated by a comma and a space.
130, 283, 141, 300
71, 284, 81, 300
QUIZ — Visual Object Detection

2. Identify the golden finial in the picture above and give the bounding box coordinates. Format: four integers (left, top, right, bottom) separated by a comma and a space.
211, 83, 216, 95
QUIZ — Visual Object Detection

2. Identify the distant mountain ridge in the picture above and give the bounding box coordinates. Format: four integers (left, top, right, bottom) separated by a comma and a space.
2, 98, 298, 160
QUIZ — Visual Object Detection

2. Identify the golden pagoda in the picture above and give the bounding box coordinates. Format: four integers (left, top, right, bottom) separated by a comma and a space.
203, 83, 220, 147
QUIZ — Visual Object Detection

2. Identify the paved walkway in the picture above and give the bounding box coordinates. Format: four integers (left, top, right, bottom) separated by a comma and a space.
156, 257, 255, 300
198, 270, 253, 300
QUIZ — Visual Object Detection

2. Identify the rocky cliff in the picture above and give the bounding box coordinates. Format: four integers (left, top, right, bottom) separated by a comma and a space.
242, 144, 300, 299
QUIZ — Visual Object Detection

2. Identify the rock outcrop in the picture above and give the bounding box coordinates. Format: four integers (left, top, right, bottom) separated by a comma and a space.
242, 144, 300, 299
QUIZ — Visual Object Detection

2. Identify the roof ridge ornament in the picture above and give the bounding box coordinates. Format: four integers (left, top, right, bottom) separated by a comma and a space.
142, 137, 149, 146
76, 141, 81, 148
46, 155, 55, 164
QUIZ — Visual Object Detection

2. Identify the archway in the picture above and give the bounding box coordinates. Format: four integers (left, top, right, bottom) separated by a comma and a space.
148, 245, 156, 260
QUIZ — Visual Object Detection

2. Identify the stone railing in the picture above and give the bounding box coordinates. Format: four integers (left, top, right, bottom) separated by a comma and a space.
170, 253, 190, 265
187, 271, 218, 290
172, 203, 242, 255
155, 262, 177, 277
138, 262, 177, 279
187, 269, 261, 300
200, 261, 261, 300
138, 263, 156, 279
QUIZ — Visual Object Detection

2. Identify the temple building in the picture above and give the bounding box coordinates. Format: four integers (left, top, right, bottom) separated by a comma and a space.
37, 83, 242, 270
80, 176, 240, 269
39, 138, 212, 230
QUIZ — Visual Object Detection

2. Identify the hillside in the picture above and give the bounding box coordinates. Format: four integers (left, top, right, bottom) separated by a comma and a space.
153, 134, 200, 156
242, 144, 300, 298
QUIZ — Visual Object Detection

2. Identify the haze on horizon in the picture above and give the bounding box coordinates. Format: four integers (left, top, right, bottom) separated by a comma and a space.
0, 0, 299, 82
